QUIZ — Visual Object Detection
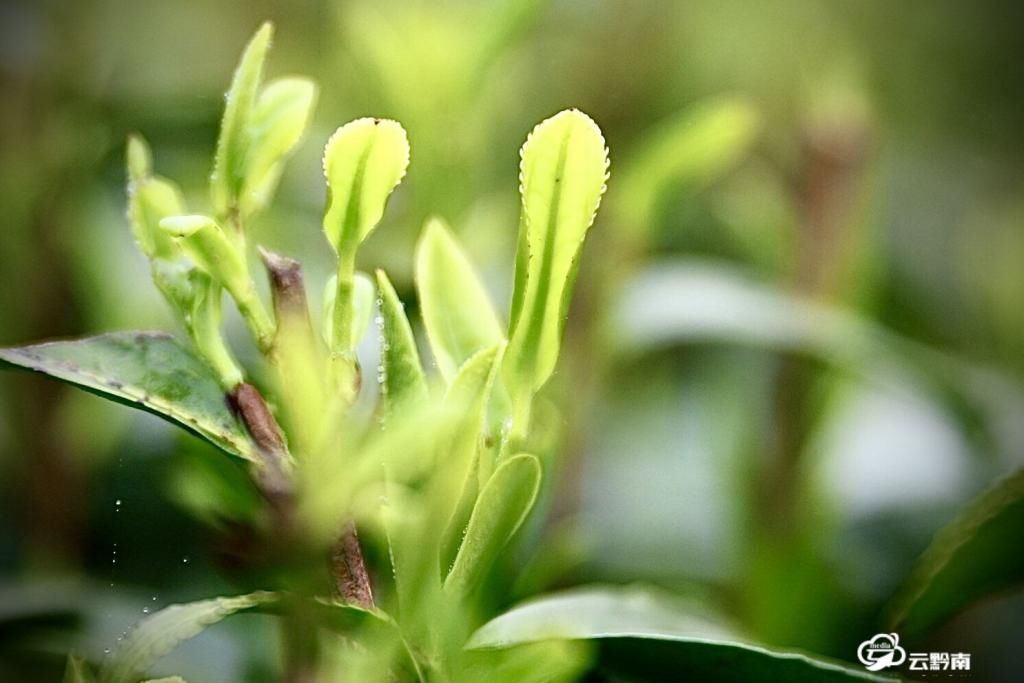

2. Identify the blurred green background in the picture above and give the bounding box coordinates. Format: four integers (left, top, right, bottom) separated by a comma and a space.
1, 0, 1023, 680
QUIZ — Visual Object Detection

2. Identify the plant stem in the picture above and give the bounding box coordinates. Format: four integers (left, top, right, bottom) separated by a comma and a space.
331, 251, 356, 354
235, 282, 276, 354
228, 381, 293, 507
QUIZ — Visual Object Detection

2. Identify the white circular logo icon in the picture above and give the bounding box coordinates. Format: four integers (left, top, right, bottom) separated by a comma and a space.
857, 633, 907, 671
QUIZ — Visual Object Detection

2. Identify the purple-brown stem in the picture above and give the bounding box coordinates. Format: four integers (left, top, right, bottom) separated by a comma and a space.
258, 247, 375, 609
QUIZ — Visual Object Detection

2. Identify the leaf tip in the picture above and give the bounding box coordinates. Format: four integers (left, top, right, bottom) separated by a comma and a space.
126, 134, 152, 182
159, 214, 216, 238
322, 117, 410, 187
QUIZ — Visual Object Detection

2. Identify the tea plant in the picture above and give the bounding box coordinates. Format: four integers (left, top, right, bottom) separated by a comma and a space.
2, 21, 1012, 683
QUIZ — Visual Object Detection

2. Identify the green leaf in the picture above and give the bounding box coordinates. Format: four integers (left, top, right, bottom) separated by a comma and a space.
322, 117, 409, 352
64, 655, 96, 683
211, 22, 273, 217
300, 402, 457, 543
142, 678, 187, 683
617, 98, 759, 232
442, 343, 504, 468
444, 453, 541, 595
437, 344, 506, 576
468, 586, 890, 682
375, 270, 428, 417
159, 215, 247, 293
99, 592, 274, 683
0, 332, 257, 462
322, 117, 410, 256
147, 261, 243, 389
439, 454, 480, 579
890, 468, 1024, 636
126, 135, 187, 262
160, 214, 274, 351
458, 640, 590, 683
506, 109, 609, 393
240, 77, 317, 217
416, 217, 504, 382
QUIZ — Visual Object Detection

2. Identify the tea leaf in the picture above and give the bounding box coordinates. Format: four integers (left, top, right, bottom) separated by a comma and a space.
159, 215, 247, 294
507, 109, 609, 393
416, 217, 504, 382
458, 640, 590, 683
240, 77, 318, 217
0, 332, 257, 462
889, 467, 1024, 636
438, 454, 479, 579
323, 117, 409, 351
211, 22, 273, 217
469, 586, 889, 682
617, 98, 759, 232
376, 270, 428, 417
322, 117, 410, 256
126, 135, 186, 261
160, 214, 274, 350
437, 344, 505, 575
442, 344, 504, 468
300, 402, 456, 543
99, 592, 275, 683
444, 453, 541, 595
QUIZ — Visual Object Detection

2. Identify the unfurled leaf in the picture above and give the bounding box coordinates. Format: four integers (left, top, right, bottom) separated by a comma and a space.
617, 98, 759, 232
375, 270, 428, 416
211, 22, 273, 217
444, 453, 541, 595
159, 215, 247, 292
439, 454, 480, 579
442, 344, 504, 469
99, 592, 275, 683
322, 117, 409, 352
125, 138, 240, 384
0, 332, 257, 461
416, 217, 504, 382
437, 344, 505, 574
126, 135, 186, 262
322, 118, 410, 255
469, 586, 889, 682
240, 77, 317, 216
160, 215, 274, 350
890, 468, 1024, 636
506, 109, 609, 394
